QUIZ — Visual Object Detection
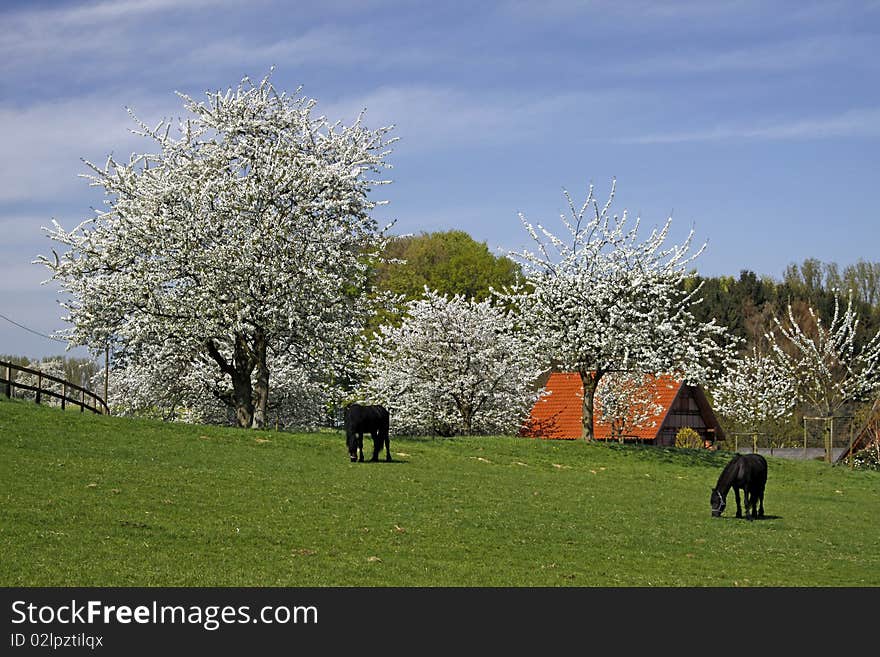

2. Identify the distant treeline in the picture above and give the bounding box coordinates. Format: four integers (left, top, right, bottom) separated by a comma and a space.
374, 232, 880, 354
686, 258, 880, 353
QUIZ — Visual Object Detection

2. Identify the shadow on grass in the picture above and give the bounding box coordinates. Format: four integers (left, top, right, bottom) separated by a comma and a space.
713, 514, 783, 521
346, 459, 409, 465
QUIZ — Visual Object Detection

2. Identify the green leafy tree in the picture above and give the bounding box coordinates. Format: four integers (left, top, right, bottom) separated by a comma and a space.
372, 230, 520, 301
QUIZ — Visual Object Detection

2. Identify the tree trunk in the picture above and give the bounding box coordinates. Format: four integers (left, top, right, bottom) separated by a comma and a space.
579, 369, 603, 442
230, 368, 255, 428
458, 402, 473, 436
231, 333, 256, 428
614, 419, 625, 444
251, 329, 269, 429
207, 334, 257, 429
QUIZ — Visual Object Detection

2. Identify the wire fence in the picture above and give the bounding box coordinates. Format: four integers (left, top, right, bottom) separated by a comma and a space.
728, 416, 858, 463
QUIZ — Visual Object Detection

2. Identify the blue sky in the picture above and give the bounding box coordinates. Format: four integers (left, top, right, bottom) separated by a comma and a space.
1, 0, 879, 359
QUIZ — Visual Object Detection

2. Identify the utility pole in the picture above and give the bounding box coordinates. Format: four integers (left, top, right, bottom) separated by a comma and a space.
104, 343, 109, 411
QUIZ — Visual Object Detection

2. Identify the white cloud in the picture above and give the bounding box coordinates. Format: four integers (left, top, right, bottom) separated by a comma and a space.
319, 85, 640, 151
0, 1, 414, 82
0, 286, 85, 359
500, 0, 774, 27
0, 264, 52, 293
0, 216, 53, 244
0, 0, 225, 77
0, 93, 178, 202
614, 34, 876, 77
184, 25, 369, 70
620, 108, 880, 144
2, 0, 220, 31
48, 0, 218, 25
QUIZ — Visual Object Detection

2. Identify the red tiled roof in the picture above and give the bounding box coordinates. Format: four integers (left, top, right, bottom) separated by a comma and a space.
522, 371, 683, 440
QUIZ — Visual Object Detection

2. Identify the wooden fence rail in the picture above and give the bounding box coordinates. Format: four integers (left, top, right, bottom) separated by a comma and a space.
0, 359, 109, 415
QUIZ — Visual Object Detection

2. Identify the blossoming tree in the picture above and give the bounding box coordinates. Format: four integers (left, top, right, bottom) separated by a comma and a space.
506, 180, 735, 441
596, 372, 666, 442
768, 293, 880, 417
359, 289, 545, 436
710, 346, 797, 435
37, 72, 395, 428
102, 341, 333, 430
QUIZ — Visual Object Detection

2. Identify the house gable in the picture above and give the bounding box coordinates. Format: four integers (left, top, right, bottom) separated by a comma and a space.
522, 371, 724, 445
651, 383, 725, 446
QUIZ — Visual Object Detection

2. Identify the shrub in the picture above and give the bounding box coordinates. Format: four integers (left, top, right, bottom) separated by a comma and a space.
675, 427, 702, 449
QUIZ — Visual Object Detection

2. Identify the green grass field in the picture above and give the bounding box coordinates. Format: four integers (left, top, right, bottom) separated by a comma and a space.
2, 398, 878, 586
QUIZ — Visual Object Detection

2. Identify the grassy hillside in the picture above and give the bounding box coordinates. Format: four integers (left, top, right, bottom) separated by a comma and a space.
1, 398, 878, 586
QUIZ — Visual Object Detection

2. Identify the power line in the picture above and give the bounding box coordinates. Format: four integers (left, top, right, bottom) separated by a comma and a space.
0, 311, 66, 342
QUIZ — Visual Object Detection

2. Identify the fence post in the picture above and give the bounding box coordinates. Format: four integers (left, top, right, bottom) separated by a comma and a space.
104, 343, 109, 408
827, 416, 834, 464
848, 420, 854, 468
80, 388, 85, 413
803, 417, 807, 459
61, 383, 66, 410
3, 364, 10, 398
36, 372, 42, 405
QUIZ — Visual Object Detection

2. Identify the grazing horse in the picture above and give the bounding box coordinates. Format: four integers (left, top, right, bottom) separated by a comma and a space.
710, 453, 767, 520
344, 404, 391, 463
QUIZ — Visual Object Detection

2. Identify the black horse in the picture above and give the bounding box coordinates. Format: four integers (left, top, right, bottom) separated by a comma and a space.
710, 453, 767, 520
344, 404, 391, 463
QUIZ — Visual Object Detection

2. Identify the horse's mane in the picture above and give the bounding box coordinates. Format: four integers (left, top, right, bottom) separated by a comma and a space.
715, 454, 742, 490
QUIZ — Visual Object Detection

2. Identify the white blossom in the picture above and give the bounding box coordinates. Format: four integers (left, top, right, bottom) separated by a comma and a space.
596, 372, 666, 442
711, 346, 797, 431
36, 71, 395, 428
359, 289, 546, 436
102, 345, 335, 430
767, 292, 880, 416
11, 358, 68, 403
